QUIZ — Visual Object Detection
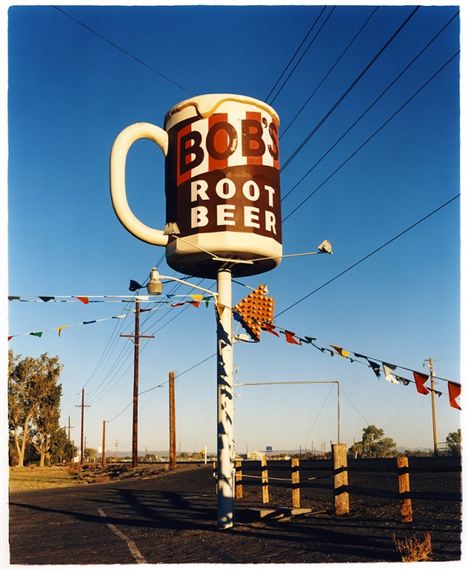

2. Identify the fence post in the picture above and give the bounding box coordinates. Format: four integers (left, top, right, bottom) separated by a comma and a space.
332, 443, 349, 516
213, 461, 218, 495
235, 459, 243, 499
291, 457, 301, 509
397, 456, 413, 523
261, 457, 269, 504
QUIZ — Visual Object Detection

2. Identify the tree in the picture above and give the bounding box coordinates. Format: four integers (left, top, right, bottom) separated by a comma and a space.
350, 425, 397, 458
85, 448, 98, 463
8, 350, 63, 467
49, 428, 75, 464
32, 382, 62, 466
446, 429, 461, 455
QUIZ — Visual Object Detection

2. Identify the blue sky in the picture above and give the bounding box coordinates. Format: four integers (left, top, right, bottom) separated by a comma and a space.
5, 1, 461, 455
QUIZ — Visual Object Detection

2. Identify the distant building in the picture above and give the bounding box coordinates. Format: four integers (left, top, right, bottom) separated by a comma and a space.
247, 451, 265, 461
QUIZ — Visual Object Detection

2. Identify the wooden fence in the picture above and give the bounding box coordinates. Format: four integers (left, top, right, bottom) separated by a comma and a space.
229, 447, 461, 522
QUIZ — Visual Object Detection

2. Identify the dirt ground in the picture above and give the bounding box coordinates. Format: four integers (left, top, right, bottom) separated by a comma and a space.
237, 457, 461, 562
9, 457, 461, 563
9, 462, 175, 490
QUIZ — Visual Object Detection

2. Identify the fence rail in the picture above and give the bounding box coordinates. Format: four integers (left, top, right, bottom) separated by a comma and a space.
220, 449, 461, 522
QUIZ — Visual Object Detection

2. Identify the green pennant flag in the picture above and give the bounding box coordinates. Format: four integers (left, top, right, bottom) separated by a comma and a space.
8, 296, 20, 301
29, 331, 43, 338
39, 296, 54, 302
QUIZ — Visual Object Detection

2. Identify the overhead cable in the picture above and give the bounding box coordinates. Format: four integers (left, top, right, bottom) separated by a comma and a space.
107, 352, 217, 422
83, 299, 133, 390
53, 6, 185, 90
282, 11, 459, 202
280, 6, 420, 173
264, 6, 327, 103
269, 6, 336, 105
280, 6, 379, 139
276, 194, 460, 318
282, 50, 460, 220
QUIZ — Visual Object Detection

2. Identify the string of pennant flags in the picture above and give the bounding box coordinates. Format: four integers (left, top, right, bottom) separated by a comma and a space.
7, 285, 461, 411
8, 294, 211, 304
9, 313, 128, 340
252, 320, 461, 411
229, 284, 461, 412
7, 294, 215, 340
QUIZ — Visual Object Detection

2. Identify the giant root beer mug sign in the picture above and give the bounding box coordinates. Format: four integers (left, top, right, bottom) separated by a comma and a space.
110, 94, 282, 277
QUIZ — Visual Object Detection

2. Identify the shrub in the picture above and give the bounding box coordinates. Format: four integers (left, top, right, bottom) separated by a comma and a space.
393, 532, 432, 562
67, 463, 82, 476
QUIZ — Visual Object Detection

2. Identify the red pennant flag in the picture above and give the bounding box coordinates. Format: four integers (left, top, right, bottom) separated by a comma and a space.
8, 336, 13, 341
284, 330, 301, 345
171, 302, 185, 307
188, 301, 201, 308
448, 382, 461, 410
75, 296, 89, 304
413, 371, 430, 395
262, 323, 280, 337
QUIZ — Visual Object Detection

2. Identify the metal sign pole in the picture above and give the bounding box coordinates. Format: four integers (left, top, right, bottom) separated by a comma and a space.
216, 268, 234, 529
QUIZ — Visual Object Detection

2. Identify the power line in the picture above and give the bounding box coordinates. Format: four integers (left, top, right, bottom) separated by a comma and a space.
90, 306, 167, 404
94, 279, 212, 405
83, 300, 133, 389
107, 352, 217, 422
280, 6, 419, 174
280, 6, 379, 139
139, 281, 189, 335
90, 279, 208, 403
86, 304, 165, 403
265, 6, 327, 103
276, 194, 460, 318
281, 10, 459, 202
107, 400, 133, 423
88, 346, 134, 404
282, 50, 460, 221
269, 6, 336, 105
53, 6, 185, 90
138, 352, 217, 396
143, 278, 213, 337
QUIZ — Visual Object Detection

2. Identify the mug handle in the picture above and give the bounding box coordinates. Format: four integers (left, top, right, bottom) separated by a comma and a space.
110, 122, 169, 246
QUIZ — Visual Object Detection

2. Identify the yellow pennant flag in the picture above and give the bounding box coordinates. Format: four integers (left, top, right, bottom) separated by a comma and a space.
190, 294, 204, 302
330, 345, 350, 358
56, 325, 70, 337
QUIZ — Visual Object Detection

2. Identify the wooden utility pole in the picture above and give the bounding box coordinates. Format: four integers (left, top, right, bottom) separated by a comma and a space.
121, 299, 154, 468
75, 388, 90, 465
169, 371, 177, 470
102, 420, 107, 467
67, 416, 74, 442
428, 357, 438, 456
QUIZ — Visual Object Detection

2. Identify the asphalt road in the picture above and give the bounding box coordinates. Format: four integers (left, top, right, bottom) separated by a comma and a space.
9, 461, 461, 564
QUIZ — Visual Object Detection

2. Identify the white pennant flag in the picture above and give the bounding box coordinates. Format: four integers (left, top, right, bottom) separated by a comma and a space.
383, 363, 399, 384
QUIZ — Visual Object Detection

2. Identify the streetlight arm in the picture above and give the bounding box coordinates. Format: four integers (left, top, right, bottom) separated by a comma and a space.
158, 275, 218, 299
